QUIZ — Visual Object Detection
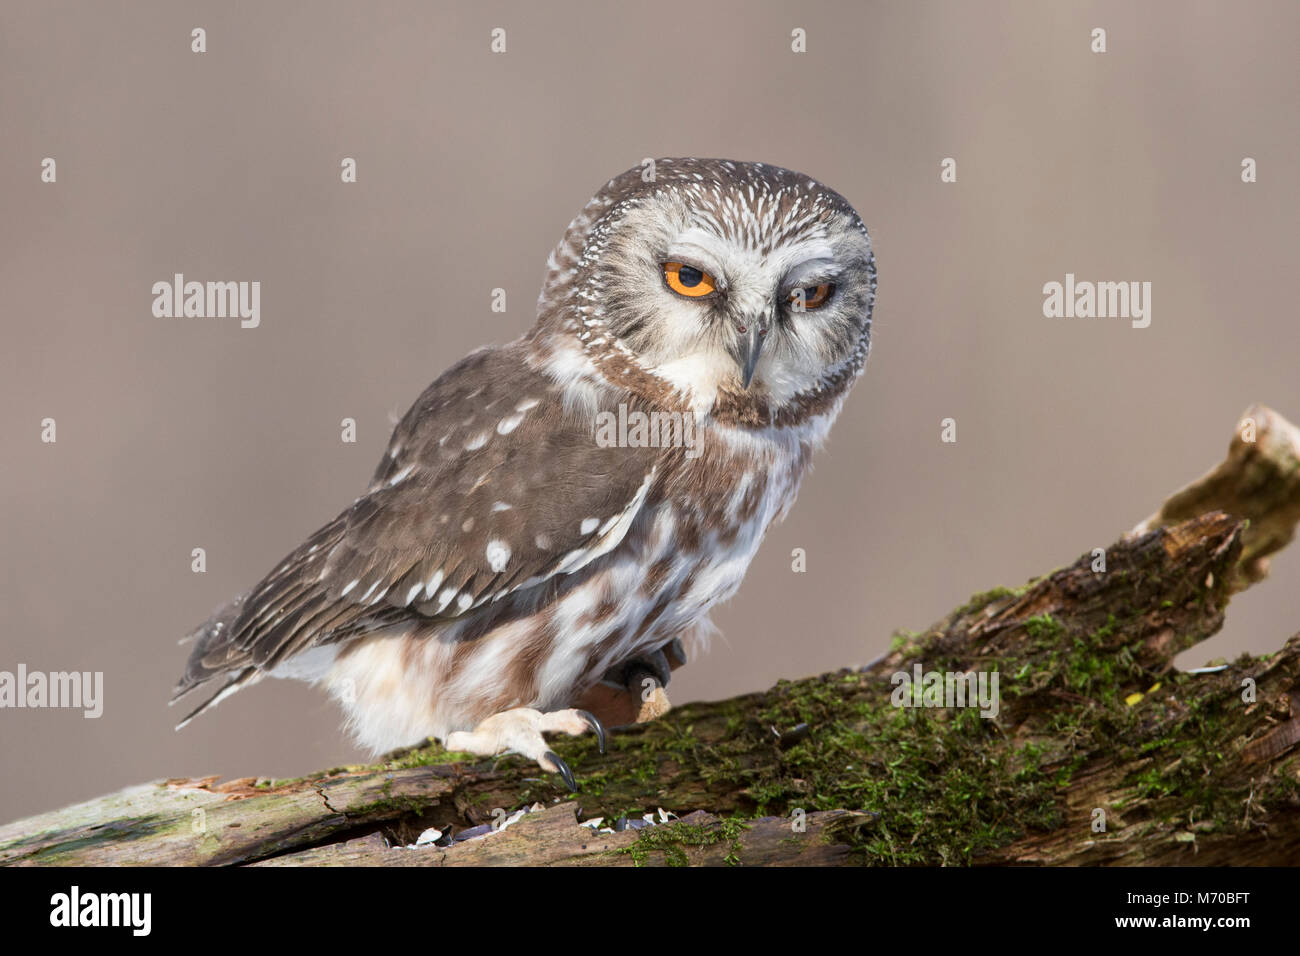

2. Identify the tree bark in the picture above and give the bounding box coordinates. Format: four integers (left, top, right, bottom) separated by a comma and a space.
3, 406, 1299, 867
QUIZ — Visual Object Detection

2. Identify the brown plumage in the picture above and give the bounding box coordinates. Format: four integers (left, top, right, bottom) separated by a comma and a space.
173, 158, 875, 788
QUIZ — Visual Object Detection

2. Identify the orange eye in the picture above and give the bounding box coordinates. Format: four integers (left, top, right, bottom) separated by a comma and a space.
790, 283, 834, 311
663, 262, 717, 298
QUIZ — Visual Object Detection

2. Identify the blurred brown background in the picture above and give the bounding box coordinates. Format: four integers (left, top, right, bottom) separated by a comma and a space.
2, 0, 1296, 823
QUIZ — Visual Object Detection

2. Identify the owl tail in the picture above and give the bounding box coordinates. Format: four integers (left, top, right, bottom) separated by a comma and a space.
169, 593, 261, 728
171, 667, 261, 730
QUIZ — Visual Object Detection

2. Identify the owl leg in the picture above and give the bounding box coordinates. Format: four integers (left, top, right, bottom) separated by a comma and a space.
615, 646, 675, 722
443, 708, 606, 792
577, 638, 687, 727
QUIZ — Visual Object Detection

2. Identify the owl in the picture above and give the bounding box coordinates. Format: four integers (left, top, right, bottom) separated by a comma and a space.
173, 158, 876, 790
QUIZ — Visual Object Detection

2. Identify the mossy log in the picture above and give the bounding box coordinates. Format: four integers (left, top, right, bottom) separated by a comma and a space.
3, 407, 1299, 867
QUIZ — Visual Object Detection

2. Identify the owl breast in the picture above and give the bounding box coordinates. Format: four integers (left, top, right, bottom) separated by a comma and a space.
529, 415, 822, 708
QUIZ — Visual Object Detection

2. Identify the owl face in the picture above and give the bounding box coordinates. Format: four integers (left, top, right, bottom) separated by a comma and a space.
554, 159, 875, 414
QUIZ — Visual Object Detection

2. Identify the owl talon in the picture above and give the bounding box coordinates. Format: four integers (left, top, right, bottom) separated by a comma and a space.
543, 751, 578, 792
575, 710, 607, 754
443, 707, 602, 791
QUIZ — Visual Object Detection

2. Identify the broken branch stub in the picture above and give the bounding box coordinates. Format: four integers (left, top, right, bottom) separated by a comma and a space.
1131, 404, 1300, 590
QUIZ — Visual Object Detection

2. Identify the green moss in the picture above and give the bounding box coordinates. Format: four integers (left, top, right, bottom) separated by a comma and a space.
380, 740, 476, 771
890, 629, 925, 654
1025, 614, 1064, 642
620, 816, 751, 867
956, 586, 1018, 618
739, 673, 1064, 865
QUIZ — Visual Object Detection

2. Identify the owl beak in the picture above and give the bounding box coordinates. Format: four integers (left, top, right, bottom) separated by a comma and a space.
737, 323, 765, 389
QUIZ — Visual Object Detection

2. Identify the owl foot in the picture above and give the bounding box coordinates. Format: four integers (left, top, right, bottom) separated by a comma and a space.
576, 638, 687, 727
444, 708, 606, 792
617, 649, 674, 723
614, 643, 677, 691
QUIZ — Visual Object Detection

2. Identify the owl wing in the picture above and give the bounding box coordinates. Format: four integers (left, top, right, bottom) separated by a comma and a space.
174, 343, 658, 701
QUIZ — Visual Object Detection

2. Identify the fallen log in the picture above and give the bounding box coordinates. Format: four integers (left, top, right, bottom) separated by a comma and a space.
3, 406, 1298, 866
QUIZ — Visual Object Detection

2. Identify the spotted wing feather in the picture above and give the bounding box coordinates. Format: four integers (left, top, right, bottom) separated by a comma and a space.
174, 343, 656, 700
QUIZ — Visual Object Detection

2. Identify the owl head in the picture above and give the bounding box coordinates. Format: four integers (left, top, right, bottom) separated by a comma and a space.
535, 158, 876, 424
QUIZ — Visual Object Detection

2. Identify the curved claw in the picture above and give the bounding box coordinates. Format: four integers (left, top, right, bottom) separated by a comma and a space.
543, 751, 578, 792
576, 709, 607, 754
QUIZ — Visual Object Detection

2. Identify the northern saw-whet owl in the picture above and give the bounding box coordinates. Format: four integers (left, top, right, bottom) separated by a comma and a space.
173, 158, 876, 790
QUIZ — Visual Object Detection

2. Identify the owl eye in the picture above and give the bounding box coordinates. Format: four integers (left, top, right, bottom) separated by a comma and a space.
790, 283, 835, 311
663, 262, 717, 298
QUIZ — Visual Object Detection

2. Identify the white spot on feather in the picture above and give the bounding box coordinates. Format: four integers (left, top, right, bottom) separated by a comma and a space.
436, 587, 457, 613
423, 569, 445, 600
486, 540, 511, 573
